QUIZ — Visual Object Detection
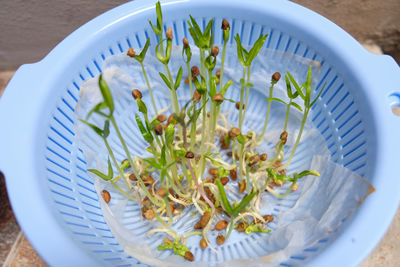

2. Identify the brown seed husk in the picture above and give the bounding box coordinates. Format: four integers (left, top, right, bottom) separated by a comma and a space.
272, 72, 281, 82
143, 208, 155, 220
127, 47, 136, 57
238, 180, 246, 193
166, 27, 173, 40
280, 131, 288, 144
185, 151, 195, 159
235, 102, 245, 110
237, 222, 248, 232
215, 220, 228, 230
184, 251, 194, 261
216, 69, 221, 78
220, 177, 229, 185
154, 123, 163, 135
213, 94, 223, 102
129, 173, 137, 181
182, 37, 189, 48
230, 127, 241, 138
211, 46, 219, 57
221, 19, 230, 30
193, 90, 201, 102
216, 234, 225, 246
131, 89, 142, 100
208, 168, 218, 176
157, 187, 166, 198
248, 154, 260, 166
199, 211, 211, 228
221, 143, 230, 150
101, 190, 111, 203
263, 214, 274, 223
191, 66, 200, 77
230, 169, 237, 181
164, 237, 173, 245
200, 238, 208, 249
157, 114, 167, 122
260, 153, 268, 161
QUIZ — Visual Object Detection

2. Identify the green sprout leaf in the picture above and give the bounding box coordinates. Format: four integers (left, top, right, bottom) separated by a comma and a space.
137, 99, 148, 115
98, 74, 114, 114
236, 134, 247, 145
103, 120, 110, 138
231, 191, 257, 217
235, 34, 246, 66
245, 223, 271, 234
310, 83, 327, 108
165, 123, 175, 145
298, 169, 320, 179
158, 240, 190, 258
79, 119, 104, 137
174, 67, 183, 90
265, 97, 288, 106
135, 38, 150, 63
87, 157, 113, 181
215, 178, 233, 215
86, 102, 108, 120
159, 72, 172, 89
287, 71, 305, 100
246, 33, 268, 65
220, 79, 234, 96
289, 101, 303, 111
135, 114, 153, 144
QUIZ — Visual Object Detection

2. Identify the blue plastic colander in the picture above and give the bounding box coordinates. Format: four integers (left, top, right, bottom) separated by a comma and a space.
1, 0, 400, 266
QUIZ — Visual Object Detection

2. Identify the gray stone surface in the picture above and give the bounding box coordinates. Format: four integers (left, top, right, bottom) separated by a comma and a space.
0, 1, 399, 70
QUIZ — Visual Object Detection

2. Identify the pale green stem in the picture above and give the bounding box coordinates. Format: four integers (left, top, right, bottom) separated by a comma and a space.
110, 116, 159, 205
140, 62, 158, 115
241, 65, 251, 127
259, 83, 275, 141
283, 108, 309, 169
238, 67, 247, 131
219, 41, 227, 92
103, 137, 131, 189
186, 61, 194, 97
272, 101, 292, 161
110, 181, 136, 201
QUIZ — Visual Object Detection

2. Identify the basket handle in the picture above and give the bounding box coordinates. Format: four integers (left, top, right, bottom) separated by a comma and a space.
0, 62, 45, 174
364, 53, 400, 114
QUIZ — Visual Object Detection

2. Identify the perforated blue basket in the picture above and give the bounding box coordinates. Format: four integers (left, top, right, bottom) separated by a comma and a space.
1, 0, 400, 266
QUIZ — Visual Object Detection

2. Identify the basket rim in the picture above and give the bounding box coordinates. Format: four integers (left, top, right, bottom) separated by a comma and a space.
1, 0, 400, 266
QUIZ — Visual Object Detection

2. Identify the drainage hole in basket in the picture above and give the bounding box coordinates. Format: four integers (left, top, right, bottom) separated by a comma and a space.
389, 92, 400, 116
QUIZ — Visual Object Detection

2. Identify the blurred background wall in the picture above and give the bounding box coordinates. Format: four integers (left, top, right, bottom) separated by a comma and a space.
0, 0, 399, 70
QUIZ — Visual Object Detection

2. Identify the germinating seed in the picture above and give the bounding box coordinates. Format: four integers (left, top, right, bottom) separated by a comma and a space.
220, 177, 229, 185
127, 47, 136, 57
157, 114, 167, 122
131, 89, 142, 100
263, 215, 274, 223
101, 190, 111, 203
184, 251, 194, 261
211, 46, 219, 57
272, 72, 281, 82
216, 234, 225, 246
260, 153, 268, 161
191, 66, 200, 77
208, 168, 218, 176
230, 169, 237, 181
166, 27, 173, 40
221, 19, 230, 30
182, 37, 189, 48
200, 238, 208, 249
215, 220, 228, 230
